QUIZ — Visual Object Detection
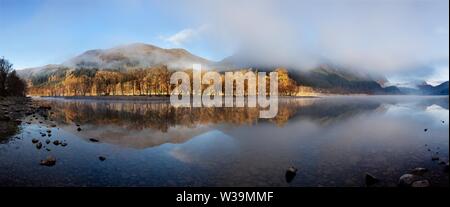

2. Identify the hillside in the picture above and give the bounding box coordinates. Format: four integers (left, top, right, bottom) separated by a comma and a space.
18, 43, 407, 95
399, 81, 449, 95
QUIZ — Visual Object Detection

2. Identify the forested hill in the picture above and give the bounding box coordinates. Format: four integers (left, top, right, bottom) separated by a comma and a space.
17, 43, 407, 96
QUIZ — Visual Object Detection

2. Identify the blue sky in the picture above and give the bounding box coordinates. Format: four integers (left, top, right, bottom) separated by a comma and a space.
0, 0, 448, 85
0, 0, 227, 68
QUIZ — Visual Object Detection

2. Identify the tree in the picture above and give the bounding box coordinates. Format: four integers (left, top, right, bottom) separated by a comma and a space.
6, 70, 27, 96
0, 57, 13, 96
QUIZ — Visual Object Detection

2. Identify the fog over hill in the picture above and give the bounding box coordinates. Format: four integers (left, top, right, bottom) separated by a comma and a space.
17, 43, 448, 95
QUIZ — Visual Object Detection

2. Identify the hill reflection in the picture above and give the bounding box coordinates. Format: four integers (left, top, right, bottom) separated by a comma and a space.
33, 96, 447, 149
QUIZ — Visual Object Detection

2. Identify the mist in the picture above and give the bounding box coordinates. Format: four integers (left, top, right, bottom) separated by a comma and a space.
173, 0, 449, 80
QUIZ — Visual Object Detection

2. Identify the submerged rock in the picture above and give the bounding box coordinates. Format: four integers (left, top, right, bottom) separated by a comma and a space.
424, 128, 428, 132
411, 180, 430, 188
36, 142, 42, 149
53, 140, 60, 146
431, 156, 439, 161
45, 139, 51, 144
77, 127, 82, 131
61, 142, 67, 147
285, 166, 297, 183
31, 138, 39, 144
365, 173, 379, 186
99, 156, 106, 161
89, 138, 99, 143
40, 156, 56, 166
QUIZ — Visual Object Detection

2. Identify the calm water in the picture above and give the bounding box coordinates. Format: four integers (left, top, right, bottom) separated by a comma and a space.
0, 96, 448, 187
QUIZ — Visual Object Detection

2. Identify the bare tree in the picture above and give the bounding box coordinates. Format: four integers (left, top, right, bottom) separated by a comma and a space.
0, 57, 13, 96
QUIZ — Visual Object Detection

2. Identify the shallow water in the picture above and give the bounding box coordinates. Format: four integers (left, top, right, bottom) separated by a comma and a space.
0, 96, 448, 186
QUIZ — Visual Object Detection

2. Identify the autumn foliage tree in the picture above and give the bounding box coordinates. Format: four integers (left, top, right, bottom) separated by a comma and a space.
27, 65, 313, 97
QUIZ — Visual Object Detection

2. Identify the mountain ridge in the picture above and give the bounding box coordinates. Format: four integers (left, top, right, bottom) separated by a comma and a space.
16, 43, 448, 95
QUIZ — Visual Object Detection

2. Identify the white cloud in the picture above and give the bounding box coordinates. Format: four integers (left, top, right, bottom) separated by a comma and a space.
161, 26, 207, 46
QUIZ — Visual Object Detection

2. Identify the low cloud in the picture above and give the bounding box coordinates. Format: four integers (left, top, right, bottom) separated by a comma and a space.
168, 0, 449, 82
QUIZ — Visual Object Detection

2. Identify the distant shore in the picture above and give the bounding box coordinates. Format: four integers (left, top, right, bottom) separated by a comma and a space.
34, 95, 320, 102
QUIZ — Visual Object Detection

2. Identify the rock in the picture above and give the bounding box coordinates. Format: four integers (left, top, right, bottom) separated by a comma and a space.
410, 168, 428, 176
36, 142, 42, 149
285, 166, 297, 183
45, 139, 51, 144
398, 174, 420, 187
424, 128, 428, 132
46, 148, 51, 151
53, 140, 60, 146
60, 142, 67, 147
411, 180, 430, 187
40, 156, 56, 166
31, 138, 39, 144
77, 127, 82, 131
431, 156, 439, 161
14, 119, 22, 125
46, 129, 51, 133
99, 156, 106, 161
51, 124, 56, 127
89, 138, 99, 143
365, 173, 380, 186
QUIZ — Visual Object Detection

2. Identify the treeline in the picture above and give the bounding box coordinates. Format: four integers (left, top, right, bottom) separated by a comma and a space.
0, 57, 27, 97
28, 66, 317, 97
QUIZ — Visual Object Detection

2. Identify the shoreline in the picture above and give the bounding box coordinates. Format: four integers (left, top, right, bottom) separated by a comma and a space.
34, 95, 320, 102
0, 97, 33, 139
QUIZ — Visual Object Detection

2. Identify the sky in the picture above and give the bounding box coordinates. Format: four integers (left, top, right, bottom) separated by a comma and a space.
0, 0, 448, 86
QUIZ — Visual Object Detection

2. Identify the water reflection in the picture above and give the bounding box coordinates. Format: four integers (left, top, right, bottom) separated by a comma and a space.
0, 96, 448, 186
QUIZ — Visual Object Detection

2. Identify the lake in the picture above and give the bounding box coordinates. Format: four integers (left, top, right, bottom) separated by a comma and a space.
0, 96, 448, 187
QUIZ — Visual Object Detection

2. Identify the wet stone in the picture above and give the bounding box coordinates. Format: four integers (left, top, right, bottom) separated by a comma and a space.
365, 173, 379, 186
40, 156, 56, 166
89, 138, 99, 143
36, 142, 42, 149
398, 174, 420, 187
411, 180, 430, 188
53, 140, 60, 146
285, 166, 297, 183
